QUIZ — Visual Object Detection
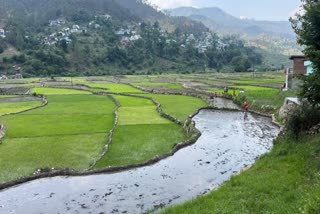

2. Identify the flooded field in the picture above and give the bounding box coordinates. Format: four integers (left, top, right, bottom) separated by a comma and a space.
0, 110, 279, 214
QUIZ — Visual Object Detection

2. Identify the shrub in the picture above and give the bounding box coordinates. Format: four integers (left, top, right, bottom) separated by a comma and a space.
286, 103, 320, 138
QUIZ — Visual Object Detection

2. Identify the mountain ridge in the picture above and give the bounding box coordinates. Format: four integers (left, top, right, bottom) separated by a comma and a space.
167, 6, 295, 39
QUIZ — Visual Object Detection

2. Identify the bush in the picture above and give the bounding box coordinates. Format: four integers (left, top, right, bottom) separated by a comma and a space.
286, 103, 320, 138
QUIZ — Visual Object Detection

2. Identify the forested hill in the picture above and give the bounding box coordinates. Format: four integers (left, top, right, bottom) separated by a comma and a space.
0, 0, 270, 77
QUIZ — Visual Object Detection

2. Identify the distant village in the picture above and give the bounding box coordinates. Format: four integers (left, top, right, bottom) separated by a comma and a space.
42, 14, 228, 54
0, 13, 232, 56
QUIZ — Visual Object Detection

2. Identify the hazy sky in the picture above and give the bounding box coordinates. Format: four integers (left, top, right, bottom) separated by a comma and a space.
148, 0, 302, 21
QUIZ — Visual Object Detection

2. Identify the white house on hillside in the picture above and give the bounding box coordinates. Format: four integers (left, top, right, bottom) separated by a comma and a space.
0, 29, 5, 38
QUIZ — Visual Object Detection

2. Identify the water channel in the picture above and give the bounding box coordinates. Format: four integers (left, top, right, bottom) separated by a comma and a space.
0, 109, 279, 214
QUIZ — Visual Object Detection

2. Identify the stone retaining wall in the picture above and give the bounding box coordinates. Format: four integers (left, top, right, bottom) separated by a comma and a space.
307, 123, 320, 136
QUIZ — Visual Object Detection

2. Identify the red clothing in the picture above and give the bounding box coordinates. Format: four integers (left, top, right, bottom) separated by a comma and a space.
244, 103, 249, 111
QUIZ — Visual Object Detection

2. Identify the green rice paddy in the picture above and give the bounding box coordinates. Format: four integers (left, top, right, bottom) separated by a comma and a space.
84, 82, 143, 93
31, 87, 91, 95
0, 93, 116, 183
141, 94, 207, 121
0, 73, 294, 186
0, 100, 43, 115
94, 95, 186, 167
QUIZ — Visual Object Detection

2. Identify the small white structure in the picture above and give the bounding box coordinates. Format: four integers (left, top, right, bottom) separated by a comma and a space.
0, 29, 5, 38
0, 75, 8, 80
70, 25, 81, 33
73, 25, 80, 30
102, 14, 111, 20
49, 19, 65, 27
129, 35, 141, 41
63, 27, 70, 34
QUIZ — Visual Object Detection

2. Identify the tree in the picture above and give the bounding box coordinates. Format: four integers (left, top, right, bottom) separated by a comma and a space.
290, 0, 320, 105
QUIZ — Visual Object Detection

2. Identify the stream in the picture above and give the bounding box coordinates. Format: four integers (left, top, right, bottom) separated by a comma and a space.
0, 109, 279, 214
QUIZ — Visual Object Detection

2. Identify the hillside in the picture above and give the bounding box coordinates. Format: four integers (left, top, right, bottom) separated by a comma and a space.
168, 7, 302, 57
0, 0, 280, 77
168, 7, 295, 38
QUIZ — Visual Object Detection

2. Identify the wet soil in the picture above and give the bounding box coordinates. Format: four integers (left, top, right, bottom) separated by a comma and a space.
0, 110, 279, 214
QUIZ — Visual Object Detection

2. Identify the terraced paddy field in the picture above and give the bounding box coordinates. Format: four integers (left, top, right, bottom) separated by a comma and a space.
0, 84, 208, 183
138, 94, 208, 122
0, 90, 116, 183
83, 82, 143, 93
31, 87, 91, 95
0, 73, 293, 184
94, 95, 187, 167
132, 82, 183, 90
0, 100, 43, 115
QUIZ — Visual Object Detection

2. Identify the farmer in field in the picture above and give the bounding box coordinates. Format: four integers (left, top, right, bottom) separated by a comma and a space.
244, 101, 249, 112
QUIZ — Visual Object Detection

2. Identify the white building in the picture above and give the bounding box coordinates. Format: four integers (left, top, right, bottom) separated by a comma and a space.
102, 14, 111, 20
0, 75, 8, 81
70, 25, 81, 33
129, 35, 141, 41
63, 27, 70, 34
49, 19, 65, 27
0, 29, 5, 38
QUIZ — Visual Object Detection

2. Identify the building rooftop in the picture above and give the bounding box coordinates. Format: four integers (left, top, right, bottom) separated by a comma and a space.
289, 55, 306, 60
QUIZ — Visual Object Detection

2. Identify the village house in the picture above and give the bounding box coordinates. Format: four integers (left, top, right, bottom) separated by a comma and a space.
7, 74, 23, 79
63, 27, 70, 34
71, 25, 81, 33
49, 19, 65, 27
289, 55, 307, 75
102, 14, 112, 20
129, 35, 141, 41
0, 75, 8, 81
0, 29, 5, 38
284, 55, 314, 90
116, 29, 131, 36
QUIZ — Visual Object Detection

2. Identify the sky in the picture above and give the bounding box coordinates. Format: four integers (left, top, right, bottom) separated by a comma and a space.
148, 0, 302, 21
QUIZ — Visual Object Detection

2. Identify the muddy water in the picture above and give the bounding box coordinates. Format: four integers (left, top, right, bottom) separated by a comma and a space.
0, 110, 279, 214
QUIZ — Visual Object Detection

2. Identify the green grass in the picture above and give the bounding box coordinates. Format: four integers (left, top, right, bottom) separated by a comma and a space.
162, 135, 320, 214
0, 94, 116, 183
133, 82, 183, 90
140, 94, 207, 122
234, 88, 296, 113
84, 82, 143, 93
31, 87, 91, 95
0, 100, 43, 115
0, 134, 106, 183
94, 95, 186, 168
95, 124, 185, 167
118, 107, 171, 125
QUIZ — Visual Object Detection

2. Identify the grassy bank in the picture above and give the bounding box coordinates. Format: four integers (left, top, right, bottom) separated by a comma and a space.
162, 134, 320, 213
